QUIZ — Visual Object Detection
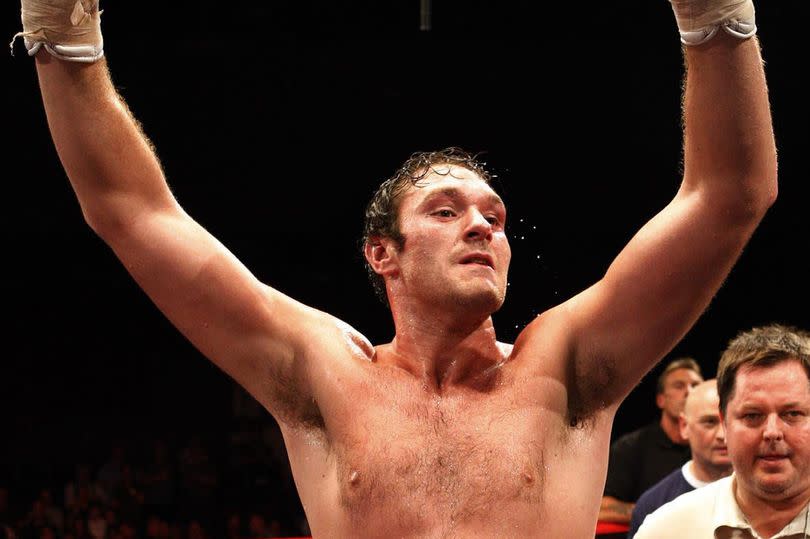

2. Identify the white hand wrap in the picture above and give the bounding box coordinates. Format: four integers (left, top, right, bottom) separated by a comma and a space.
11, 0, 103, 62
669, 0, 756, 46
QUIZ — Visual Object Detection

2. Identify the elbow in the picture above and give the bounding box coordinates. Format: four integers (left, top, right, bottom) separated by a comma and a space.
748, 167, 778, 220
82, 208, 105, 238
722, 168, 778, 226
80, 202, 109, 238
81, 202, 125, 242
80, 192, 179, 243
749, 149, 779, 215
762, 170, 778, 212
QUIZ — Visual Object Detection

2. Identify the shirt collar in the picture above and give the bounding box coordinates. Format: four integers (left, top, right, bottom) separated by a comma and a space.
712, 475, 810, 538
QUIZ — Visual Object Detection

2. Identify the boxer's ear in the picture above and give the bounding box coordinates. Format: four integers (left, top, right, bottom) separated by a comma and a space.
364, 236, 399, 277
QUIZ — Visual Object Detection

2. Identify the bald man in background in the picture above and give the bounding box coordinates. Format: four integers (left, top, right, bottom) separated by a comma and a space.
628, 379, 732, 538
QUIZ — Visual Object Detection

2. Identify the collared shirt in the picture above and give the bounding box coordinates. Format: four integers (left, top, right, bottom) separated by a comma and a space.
635, 475, 810, 539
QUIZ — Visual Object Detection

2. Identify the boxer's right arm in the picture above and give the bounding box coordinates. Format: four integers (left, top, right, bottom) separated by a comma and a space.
32, 52, 327, 424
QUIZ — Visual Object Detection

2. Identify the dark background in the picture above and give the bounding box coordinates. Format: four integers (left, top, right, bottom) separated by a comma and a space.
2, 0, 808, 517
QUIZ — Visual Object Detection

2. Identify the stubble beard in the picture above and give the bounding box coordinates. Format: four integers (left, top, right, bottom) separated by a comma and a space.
450, 278, 506, 316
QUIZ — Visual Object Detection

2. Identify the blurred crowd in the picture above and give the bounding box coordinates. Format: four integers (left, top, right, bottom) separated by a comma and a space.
0, 386, 309, 539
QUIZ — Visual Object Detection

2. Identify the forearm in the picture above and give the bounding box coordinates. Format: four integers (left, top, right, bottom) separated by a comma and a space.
599, 496, 634, 523
35, 51, 176, 234
681, 32, 777, 211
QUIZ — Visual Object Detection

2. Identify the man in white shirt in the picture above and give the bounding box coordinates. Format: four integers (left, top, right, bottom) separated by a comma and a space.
635, 325, 810, 539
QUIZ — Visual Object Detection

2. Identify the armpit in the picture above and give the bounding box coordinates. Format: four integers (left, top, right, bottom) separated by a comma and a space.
566, 351, 619, 425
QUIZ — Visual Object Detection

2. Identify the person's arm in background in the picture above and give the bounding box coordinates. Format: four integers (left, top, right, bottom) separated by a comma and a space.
599, 496, 635, 524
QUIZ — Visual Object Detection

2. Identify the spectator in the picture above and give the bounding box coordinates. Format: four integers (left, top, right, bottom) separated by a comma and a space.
69, 514, 92, 539
246, 513, 272, 539
37, 489, 63, 534
600, 357, 703, 523
103, 509, 118, 536
138, 440, 175, 519
110, 465, 143, 526
86, 504, 107, 539
144, 515, 169, 539
0, 487, 15, 539
186, 520, 208, 539
97, 445, 126, 501
19, 498, 49, 539
167, 522, 182, 539
635, 324, 810, 538
65, 465, 106, 511
224, 512, 242, 539
117, 522, 137, 539
628, 379, 732, 537
177, 437, 218, 521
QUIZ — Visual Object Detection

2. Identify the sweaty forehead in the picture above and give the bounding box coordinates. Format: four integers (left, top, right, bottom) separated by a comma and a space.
419, 163, 482, 181
405, 165, 502, 205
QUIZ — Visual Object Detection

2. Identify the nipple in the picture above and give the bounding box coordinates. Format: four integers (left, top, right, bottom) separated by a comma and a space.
349, 470, 360, 486
522, 472, 534, 485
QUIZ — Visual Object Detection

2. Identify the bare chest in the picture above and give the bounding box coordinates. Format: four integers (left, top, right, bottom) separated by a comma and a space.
329, 379, 561, 529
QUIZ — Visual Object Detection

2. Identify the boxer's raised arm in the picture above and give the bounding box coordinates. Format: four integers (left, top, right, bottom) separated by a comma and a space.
567, 29, 776, 410
518, 7, 777, 415
26, 21, 330, 424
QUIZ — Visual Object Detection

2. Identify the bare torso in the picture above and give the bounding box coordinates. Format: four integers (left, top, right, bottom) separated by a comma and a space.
279, 324, 615, 538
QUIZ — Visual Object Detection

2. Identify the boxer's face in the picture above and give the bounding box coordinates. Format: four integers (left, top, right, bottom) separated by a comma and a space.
391, 165, 511, 314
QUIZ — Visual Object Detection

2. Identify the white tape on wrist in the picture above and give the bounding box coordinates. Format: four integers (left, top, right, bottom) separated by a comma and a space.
670, 0, 756, 46
11, 0, 104, 62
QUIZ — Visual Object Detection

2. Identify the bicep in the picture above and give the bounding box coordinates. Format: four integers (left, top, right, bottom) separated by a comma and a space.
101, 205, 319, 413
563, 186, 760, 405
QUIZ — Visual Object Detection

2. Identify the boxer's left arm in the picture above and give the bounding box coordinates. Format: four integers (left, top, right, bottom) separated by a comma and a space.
521, 31, 776, 414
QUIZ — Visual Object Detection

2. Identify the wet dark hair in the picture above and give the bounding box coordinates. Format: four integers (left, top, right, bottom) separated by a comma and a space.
361, 147, 493, 306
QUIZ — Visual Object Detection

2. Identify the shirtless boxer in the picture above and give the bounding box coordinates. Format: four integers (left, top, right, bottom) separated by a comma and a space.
14, 0, 776, 536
